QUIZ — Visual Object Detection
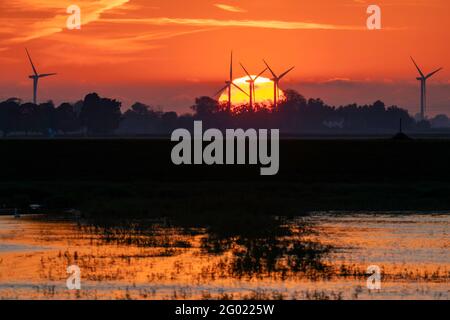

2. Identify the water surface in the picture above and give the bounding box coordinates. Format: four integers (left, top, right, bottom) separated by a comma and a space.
0, 213, 448, 300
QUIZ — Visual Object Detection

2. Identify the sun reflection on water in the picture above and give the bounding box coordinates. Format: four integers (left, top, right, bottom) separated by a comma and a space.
0, 213, 448, 300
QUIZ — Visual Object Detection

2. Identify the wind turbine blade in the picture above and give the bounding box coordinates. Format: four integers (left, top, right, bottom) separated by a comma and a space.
214, 84, 229, 97
231, 82, 249, 97
254, 68, 267, 81
39, 73, 57, 78
263, 60, 277, 78
278, 66, 295, 80
240, 63, 251, 79
426, 67, 443, 79
25, 48, 38, 76
410, 56, 425, 78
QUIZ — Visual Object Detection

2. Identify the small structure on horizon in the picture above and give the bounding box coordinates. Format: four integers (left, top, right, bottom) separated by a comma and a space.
392, 118, 412, 140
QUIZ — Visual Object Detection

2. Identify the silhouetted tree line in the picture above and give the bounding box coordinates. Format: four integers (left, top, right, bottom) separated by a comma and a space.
0, 90, 441, 137
0, 93, 121, 137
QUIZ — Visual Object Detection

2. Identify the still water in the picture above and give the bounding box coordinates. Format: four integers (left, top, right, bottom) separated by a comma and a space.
0, 213, 448, 300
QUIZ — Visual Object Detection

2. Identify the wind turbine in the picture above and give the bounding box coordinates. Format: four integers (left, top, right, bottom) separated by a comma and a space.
26, 49, 57, 104
263, 60, 295, 109
239, 63, 267, 109
214, 51, 248, 112
410, 57, 443, 121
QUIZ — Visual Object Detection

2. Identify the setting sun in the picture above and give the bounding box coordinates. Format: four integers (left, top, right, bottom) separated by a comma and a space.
219, 76, 286, 110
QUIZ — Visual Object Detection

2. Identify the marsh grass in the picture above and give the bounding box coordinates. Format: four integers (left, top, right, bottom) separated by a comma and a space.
2, 210, 448, 300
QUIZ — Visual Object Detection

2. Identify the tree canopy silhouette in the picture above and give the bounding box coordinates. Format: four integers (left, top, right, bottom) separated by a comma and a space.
55, 102, 79, 134
0, 90, 444, 137
80, 93, 122, 135
0, 98, 21, 137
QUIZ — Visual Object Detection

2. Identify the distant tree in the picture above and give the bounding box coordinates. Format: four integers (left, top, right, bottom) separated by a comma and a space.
119, 102, 163, 135
372, 100, 386, 112
80, 93, 122, 135
0, 98, 21, 137
161, 111, 178, 131
129, 102, 152, 116
18, 102, 38, 135
276, 89, 307, 133
55, 103, 80, 134
282, 89, 307, 109
73, 100, 84, 116
416, 120, 432, 131
35, 102, 56, 136
191, 96, 219, 117
386, 106, 414, 131
307, 98, 326, 109
430, 114, 450, 128
177, 113, 195, 130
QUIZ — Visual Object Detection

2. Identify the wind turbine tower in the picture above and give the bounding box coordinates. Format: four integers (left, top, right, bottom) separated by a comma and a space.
239, 63, 267, 109
214, 51, 248, 111
26, 49, 57, 104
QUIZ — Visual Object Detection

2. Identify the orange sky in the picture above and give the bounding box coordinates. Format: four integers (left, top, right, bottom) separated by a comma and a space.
0, 0, 449, 115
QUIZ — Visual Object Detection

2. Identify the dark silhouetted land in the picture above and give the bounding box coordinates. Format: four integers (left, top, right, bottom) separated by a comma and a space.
1, 138, 450, 218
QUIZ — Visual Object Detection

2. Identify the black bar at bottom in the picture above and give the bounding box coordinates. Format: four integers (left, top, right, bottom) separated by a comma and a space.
0, 300, 445, 319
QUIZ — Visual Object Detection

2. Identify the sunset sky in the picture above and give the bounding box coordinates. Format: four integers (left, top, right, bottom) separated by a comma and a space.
0, 0, 449, 116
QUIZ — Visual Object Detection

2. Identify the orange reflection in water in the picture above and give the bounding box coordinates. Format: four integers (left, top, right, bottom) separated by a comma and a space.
0, 214, 448, 300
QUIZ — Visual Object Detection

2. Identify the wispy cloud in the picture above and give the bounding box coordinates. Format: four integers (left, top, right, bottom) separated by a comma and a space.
214, 3, 247, 13
324, 77, 353, 83
0, 0, 130, 44
0, 1, 364, 49
34, 28, 215, 65
346, 0, 442, 7
102, 17, 362, 31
